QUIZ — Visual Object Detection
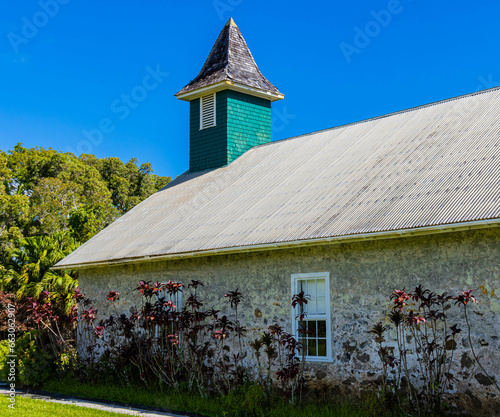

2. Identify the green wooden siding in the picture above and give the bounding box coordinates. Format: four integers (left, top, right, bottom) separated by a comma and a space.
189, 94, 228, 172
189, 90, 271, 172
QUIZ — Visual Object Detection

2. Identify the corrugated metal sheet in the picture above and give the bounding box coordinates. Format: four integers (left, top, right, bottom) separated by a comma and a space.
56, 87, 500, 268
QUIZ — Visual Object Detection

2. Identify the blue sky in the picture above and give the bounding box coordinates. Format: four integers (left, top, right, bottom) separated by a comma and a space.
1, 0, 499, 178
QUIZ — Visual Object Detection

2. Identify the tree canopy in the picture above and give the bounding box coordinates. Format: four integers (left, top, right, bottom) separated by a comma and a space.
0, 143, 171, 299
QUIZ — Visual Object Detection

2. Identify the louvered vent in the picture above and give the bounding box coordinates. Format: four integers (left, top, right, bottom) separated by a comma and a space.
200, 93, 216, 129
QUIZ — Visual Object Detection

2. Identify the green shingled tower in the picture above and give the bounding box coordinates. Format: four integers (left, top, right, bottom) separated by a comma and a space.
176, 18, 284, 173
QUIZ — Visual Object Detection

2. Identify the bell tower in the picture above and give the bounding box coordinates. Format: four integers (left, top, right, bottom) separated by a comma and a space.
176, 18, 284, 172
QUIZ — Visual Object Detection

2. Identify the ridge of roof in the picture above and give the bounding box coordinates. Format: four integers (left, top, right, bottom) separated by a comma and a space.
258, 85, 500, 149
176, 18, 281, 96
54, 85, 500, 268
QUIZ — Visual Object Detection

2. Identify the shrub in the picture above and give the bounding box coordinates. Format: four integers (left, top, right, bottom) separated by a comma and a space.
370, 286, 499, 416
78, 280, 306, 403
15, 332, 55, 387
0, 339, 10, 380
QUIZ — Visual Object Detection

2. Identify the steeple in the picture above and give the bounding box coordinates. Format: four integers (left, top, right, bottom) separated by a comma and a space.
176, 19, 284, 173
176, 18, 283, 101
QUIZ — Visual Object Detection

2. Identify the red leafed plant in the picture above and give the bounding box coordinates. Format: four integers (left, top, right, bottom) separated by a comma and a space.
371, 285, 499, 415
77, 280, 306, 403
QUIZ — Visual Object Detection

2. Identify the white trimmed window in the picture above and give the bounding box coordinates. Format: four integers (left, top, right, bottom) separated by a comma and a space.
200, 93, 216, 130
291, 272, 332, 361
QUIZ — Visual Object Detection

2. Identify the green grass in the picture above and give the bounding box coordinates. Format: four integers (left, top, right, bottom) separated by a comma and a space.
0, 394, 132, 416
41, 377, 403, 417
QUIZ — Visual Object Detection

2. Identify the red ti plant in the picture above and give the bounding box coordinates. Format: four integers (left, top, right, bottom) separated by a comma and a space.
80, 307, 97, 324
291, 290, 309, 368
107, 291, 119, 302
454, 290, 499, 393
22, 288, 80, 372
224, 289, 246, 361
248, 291, 308, 404
370, 285, 494, 415
251, 322, 304, 404
291, 290, 309, 321
79, 280, 305, 401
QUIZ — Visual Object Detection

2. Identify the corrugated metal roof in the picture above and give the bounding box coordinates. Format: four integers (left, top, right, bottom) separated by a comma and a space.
56, 87, 500, 268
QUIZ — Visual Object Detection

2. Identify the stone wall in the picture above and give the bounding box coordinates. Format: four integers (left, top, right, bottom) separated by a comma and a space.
79, 227, 500, 413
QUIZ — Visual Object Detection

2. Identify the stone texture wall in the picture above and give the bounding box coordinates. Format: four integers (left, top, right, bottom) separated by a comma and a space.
79, 227, 500, 413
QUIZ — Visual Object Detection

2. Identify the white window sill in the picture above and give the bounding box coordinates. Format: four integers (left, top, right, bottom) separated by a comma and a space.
302, 356, 333, 363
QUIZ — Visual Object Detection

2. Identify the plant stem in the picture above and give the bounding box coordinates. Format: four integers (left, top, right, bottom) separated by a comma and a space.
464, 306, 500, 393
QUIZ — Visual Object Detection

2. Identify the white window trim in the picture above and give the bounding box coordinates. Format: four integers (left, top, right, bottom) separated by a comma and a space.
291, 272, 332, 362
199, 92, 216, 130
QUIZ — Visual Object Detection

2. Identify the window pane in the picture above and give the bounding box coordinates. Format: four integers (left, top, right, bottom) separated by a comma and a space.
316, 279, 325, 294
308, 321, 317, 337
298, 321, 306, 336
308, 297, 317, 315
307, 279, 316, 297
308, 338, 317, 356
316, 296, 326, 314
318, 339, 327, 357
318, 320, 326, 337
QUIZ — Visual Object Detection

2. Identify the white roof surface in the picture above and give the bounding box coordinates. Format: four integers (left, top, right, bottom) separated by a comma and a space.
57, 87, 500, 268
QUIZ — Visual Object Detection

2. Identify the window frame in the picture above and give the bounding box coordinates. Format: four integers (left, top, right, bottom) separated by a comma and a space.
200, 92, 216, 130
291, 272, 332, 362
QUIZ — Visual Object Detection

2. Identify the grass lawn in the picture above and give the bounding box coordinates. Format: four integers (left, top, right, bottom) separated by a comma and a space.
41, 378, 401, 417
0, 394, 131, 416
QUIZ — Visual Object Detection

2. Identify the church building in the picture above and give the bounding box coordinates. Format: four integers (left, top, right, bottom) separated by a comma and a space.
56, 18, 500, 411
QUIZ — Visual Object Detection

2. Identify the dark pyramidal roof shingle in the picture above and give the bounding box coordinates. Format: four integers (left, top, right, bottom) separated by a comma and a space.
176, 18, 281, 96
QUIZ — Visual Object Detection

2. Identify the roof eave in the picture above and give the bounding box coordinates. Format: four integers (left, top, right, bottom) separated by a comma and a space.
176, 80, 284, 102
52, 218, 500, 271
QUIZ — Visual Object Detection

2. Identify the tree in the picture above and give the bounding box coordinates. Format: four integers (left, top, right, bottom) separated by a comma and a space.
1, 232, 78, 302
0, 143, 172, 300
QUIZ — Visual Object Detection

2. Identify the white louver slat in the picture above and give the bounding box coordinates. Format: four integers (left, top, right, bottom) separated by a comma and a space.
200, 93, 216, 130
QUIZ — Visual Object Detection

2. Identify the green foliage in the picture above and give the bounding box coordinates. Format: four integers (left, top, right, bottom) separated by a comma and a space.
0, 143, 171, 298
68, 206, 101, 243
2, 331, 55, 387
2, 232, 78, 300
0, 339, 9, 380
80, 154, 170, 214
0, 144, 171, 391
17, 338, 54, 387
